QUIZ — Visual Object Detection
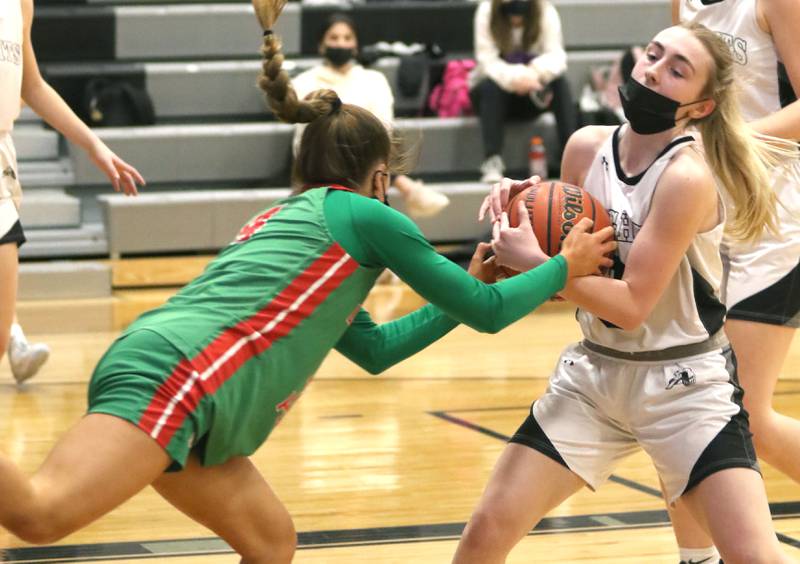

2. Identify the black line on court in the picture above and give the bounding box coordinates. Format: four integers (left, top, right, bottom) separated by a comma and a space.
429, 410, 662, 497
4, 503, 800, 562
429, 409, 800, 549
778, 533, 800, 549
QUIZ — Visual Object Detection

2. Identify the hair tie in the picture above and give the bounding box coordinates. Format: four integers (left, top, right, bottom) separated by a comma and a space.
330, 97, 342, 115
263, 29, 273, 37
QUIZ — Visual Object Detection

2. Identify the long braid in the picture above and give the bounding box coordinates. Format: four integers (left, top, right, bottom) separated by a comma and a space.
258, 34, 339, 124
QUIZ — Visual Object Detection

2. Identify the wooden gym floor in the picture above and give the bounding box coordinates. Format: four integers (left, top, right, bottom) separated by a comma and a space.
2, 261, 800, 563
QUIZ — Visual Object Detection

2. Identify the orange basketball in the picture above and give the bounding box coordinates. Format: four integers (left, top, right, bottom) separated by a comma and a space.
505, 181, 612, 270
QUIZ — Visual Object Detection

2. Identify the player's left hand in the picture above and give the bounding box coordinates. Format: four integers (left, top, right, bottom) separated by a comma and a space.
468, 242, 499, 283
89, 143, 145, 196
491, 200, 549, 272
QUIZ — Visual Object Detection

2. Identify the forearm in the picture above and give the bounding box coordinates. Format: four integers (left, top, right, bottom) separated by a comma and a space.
447, 256, 567, 333
23, 80, 102, 152
560, 275, 644, 330
749, 102, 800, 140
335, 305, 459, 374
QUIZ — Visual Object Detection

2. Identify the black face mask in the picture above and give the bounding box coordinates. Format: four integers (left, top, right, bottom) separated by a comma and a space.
324, 47, 355, 68
500, 0, 531, 17
372, 171, 391, 207
618, 77, 707, 135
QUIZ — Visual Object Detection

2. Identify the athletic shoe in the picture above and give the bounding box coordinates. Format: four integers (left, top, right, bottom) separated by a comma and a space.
8, 336, 50, 384
480, 155, 505, 184
405, 181, 450, 218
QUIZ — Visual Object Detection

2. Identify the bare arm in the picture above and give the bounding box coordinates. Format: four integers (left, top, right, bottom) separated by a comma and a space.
671, 0, 680, 25
560, 150, 719, 330
748, 0, 800, 140
19, 0, 144, 194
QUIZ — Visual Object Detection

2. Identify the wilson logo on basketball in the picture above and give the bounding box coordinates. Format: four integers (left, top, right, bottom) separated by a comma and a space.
508, 181, 612, 260
559, 184, 585, 240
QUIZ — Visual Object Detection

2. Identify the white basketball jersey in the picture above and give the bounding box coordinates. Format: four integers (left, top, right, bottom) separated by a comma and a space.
578, 126, 726, 352
679, 0, 780, 123
680, 0, 800, 306
0, 0, 22, 132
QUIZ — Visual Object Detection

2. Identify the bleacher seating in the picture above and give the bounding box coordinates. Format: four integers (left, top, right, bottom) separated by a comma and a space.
15, 0, 670, 271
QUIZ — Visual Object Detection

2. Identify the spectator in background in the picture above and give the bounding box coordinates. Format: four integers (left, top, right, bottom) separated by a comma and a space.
470, 0, 578, 183
292, 13, 450, 218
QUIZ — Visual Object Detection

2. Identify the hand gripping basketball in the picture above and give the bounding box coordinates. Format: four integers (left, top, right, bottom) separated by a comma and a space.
495, 180, 616, 277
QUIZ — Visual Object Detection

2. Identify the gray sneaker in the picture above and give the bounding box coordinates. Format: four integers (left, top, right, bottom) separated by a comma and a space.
8, 336, 50, 384
480, 155, 505, 184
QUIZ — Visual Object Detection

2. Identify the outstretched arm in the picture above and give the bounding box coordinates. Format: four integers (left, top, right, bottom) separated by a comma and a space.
334, 305, 458, 374
334, 243, 498, 374
20, 0, 144, 194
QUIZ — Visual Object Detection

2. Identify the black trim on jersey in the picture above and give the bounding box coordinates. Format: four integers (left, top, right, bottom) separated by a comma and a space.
728, 260, 800, 327
699, 0, 725, 5
510, 407, 569, 467
611, 127, 694, 186
691, 267, 726, 336
684, 346, 760, 494
0, 220, 25, 248
778, 62, 798, 109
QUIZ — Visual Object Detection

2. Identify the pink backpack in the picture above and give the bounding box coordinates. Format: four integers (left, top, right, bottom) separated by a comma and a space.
427, 59, 476, 117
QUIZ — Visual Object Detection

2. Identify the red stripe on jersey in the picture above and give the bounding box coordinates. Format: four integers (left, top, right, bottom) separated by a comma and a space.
139, 243, 360, 447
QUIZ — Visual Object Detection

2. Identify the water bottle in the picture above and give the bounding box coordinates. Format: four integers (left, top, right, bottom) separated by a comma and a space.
528, 135, 548, 179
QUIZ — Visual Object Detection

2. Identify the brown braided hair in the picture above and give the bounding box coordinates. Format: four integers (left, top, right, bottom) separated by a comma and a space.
254, 0, 407, 191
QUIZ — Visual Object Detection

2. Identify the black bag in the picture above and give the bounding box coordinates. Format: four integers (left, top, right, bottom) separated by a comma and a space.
83, 79, 156, 127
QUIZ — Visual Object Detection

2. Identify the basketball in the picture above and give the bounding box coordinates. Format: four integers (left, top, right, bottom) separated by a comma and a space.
506, 180, 612, 268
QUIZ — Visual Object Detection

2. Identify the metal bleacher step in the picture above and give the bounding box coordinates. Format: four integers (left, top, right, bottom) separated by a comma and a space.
17, 158, 75, 188
67, 115, 557, 187
97, 182, 492, 257
18, 260, 112, 300
19, 222, 108, 258
18, 188, 82, 229
12, 126, 60, 161
16, 107, 42, 125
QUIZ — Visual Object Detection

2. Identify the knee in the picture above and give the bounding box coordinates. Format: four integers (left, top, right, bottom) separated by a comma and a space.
458, 508, 516, 558
243, 521, 296, 564
721, 546, 783, 564
5, 513, 70, 545
475, 79, 504, 100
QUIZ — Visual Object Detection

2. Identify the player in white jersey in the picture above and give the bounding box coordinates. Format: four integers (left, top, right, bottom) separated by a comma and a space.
0, 0, 144, 383
665, 2, 800, 562
453, 23, 799, 564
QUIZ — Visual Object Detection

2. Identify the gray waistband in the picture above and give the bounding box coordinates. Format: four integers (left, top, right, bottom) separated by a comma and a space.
581, 331, 729, 362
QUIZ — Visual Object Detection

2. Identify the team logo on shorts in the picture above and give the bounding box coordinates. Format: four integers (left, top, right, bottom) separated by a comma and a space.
2, 166, 16, 181
666, 367, 696, 389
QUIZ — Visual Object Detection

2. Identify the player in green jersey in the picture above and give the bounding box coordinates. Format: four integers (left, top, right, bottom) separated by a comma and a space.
0, 1, 614, 560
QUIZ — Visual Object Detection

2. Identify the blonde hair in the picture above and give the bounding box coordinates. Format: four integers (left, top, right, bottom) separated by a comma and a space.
683, 21, 799, 242
253, 0, 407, 189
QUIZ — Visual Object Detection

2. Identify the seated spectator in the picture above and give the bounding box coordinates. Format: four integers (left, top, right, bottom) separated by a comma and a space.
470, 0, 578, 183
292, 14, 449, 218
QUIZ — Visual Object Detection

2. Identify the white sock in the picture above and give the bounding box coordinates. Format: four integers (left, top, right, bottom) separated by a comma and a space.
9, 323, 25, 343
679, 546, 720, 564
